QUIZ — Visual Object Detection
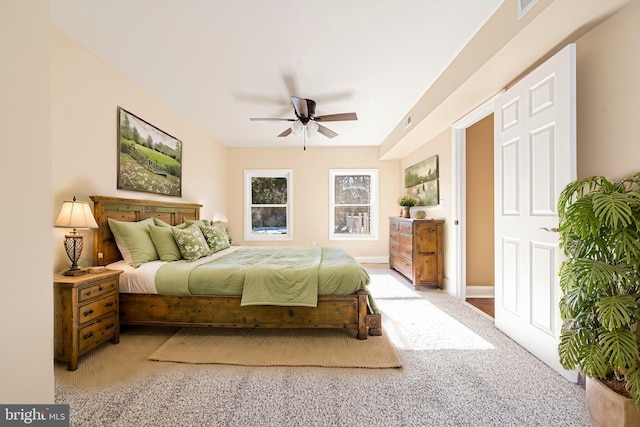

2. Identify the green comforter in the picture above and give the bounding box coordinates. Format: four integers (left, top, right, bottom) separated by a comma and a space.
155, 247, 370, 307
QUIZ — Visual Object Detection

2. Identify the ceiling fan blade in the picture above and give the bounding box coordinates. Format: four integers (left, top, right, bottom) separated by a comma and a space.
291, 96, 309, 119
317, 124, 338, 139
250, 118, 295, 122
314, 112, 358, 122
278, 128, 292, 137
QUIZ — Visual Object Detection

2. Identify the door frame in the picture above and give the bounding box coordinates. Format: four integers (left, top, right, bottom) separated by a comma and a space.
450, 91, 504, 300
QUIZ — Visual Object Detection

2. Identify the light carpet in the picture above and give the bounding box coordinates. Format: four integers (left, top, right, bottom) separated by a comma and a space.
148, 327, 402, 368
55, 266, 591, 426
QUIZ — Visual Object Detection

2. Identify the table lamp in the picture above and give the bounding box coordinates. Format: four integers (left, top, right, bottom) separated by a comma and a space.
54, 196, 99, 276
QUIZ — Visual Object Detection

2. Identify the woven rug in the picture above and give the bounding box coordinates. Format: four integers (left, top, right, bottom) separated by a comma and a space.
148, 328, 402, 368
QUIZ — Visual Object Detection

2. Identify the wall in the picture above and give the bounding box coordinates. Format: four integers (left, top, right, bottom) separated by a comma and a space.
227, 147, 399, 259
465, 115, 494, 288
399, 130, 452, 286
399, 0, 639, 295
0, 0, 54, 402
575, 0, 640, 181
51, 27, 228, 272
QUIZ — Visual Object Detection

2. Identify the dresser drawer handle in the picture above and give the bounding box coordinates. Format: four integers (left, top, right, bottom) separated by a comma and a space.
82, 331, 94, 340
84, 291, 91, 297
82, 309, 94, 317
104, 302, 115, 308
99, 285, 103, 291
104, 322, 115, 330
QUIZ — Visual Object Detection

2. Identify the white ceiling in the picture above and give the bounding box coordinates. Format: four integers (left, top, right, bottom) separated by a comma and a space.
51, 0, 504, 149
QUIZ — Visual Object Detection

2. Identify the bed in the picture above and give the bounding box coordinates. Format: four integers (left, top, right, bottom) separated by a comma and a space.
91, 196, 382, 339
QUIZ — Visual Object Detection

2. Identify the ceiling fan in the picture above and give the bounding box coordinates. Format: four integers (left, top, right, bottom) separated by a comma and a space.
250, 96, 358, 140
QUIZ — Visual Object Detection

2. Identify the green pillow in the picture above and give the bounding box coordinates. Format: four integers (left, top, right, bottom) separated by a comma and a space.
153, 218, 187, 229
185, 219, 211, 227
148, 224, 183, 262
172, 224, 212, 261
200, 223, 230, 253
107, 217, 158, 267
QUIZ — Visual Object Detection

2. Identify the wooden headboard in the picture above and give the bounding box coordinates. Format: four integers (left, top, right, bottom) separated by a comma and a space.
91, 196, 202, 266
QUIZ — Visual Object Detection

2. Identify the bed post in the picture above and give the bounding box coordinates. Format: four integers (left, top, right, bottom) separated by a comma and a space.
356, 289, 368, 339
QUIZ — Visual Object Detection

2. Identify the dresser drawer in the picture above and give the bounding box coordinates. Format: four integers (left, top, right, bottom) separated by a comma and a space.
390, 254, 413, 279
78, 313, 118, 353
397, 233, 413, 248
77, 294, 118, 324
78, 278, 118, 302
398, 221, 413, 234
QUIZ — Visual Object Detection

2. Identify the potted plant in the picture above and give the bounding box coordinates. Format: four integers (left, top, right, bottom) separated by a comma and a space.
557, 173, 640, 426
398, 195, 418, 218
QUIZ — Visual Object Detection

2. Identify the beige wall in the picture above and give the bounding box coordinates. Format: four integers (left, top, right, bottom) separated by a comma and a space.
576, 0, 640, 181
399, 130, 452, 285
465, 116, 494, 287
227, 147, 399, 258
51, 27, 228, 272
400, 0, 639, 294
0, 0, 54, 403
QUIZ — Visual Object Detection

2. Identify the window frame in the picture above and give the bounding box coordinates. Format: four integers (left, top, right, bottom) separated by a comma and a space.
244, 169, 293, 241
329, 169, 378, 241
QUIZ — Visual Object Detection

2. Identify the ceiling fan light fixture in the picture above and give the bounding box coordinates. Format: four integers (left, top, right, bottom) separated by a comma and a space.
306, 121, 319, 137
291, 120, 304, 134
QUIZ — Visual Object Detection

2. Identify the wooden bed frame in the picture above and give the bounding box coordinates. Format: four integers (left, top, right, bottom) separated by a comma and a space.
91, 196, 382, 339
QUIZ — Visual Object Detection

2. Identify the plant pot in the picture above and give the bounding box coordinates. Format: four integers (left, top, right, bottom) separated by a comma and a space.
587, 377, 640, 427
401, 206, 410, 218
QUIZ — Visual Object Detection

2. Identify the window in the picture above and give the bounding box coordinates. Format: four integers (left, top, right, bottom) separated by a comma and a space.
329, 169, 378, 240
244, 169, 293, 241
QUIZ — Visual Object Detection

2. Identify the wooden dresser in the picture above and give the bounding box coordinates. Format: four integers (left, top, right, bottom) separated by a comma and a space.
389, 217, 444, 288
53, 269, 122, 370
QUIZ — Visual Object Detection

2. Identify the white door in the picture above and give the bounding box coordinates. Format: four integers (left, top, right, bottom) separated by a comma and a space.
494, 44, 577, 381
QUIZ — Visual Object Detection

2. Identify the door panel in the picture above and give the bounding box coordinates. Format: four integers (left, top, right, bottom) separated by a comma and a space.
494, 44, 577, 381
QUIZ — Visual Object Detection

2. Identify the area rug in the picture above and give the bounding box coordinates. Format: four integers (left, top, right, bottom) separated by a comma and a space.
148, 328, 402, 368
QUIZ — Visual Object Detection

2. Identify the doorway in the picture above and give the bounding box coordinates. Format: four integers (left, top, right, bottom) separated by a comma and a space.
465, 115, 495, 317
451, 92, 501, 306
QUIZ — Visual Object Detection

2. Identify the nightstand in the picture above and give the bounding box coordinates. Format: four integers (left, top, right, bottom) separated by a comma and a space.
53, 269, 122, 371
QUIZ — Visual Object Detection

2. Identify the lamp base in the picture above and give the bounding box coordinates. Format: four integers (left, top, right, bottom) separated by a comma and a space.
63, 268, 86, 276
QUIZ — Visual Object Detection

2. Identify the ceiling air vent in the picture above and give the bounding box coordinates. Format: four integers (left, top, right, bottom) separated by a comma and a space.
517, 0, 539, 20
403, 112, 412, 130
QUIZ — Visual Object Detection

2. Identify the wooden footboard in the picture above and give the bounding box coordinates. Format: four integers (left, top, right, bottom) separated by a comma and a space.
120, 289, 374, 339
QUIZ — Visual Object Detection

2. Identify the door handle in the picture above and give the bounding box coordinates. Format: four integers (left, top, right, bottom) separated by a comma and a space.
540, 227, 559, 233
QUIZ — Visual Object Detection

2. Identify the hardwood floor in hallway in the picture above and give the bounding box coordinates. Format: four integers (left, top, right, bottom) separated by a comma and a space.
466, 298, 495, 318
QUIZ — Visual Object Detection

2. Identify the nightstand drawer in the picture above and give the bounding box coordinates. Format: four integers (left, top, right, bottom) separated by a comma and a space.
78, 294, 118, 324
78, 314, 118, 353
78, 278, 118, 302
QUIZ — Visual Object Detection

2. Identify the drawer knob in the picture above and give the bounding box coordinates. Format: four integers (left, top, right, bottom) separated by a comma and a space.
82, 309, 94, 317
105, 323, 115, 330
104, 302, 114, 308
99, 285, 103, 291
82, 331, 94, 339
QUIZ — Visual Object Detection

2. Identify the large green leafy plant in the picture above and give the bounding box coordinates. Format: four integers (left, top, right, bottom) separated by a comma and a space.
557, 173, 640, 407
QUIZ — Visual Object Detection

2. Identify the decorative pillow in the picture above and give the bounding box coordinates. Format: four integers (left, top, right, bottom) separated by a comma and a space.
172, 224, 212, 261
200, 223, 231, 253
107, 218, 158, 267
153, 218, 187, 229
148, 224, 183, 262
185, 219, 211, 227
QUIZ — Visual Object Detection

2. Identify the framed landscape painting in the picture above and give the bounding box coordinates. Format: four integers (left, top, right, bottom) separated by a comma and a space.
117, 107, 182, 197
408, 179, 439, 206
404, 154, 438, 188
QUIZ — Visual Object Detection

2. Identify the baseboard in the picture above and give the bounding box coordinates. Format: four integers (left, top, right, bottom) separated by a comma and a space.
465, 286, 494, 298
356, 256, 389, 264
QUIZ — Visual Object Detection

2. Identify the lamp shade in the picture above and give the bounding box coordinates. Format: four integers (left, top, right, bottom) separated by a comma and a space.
54, 198, 98, 230
306, 121, 319, 137
290, 120, 304, 134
